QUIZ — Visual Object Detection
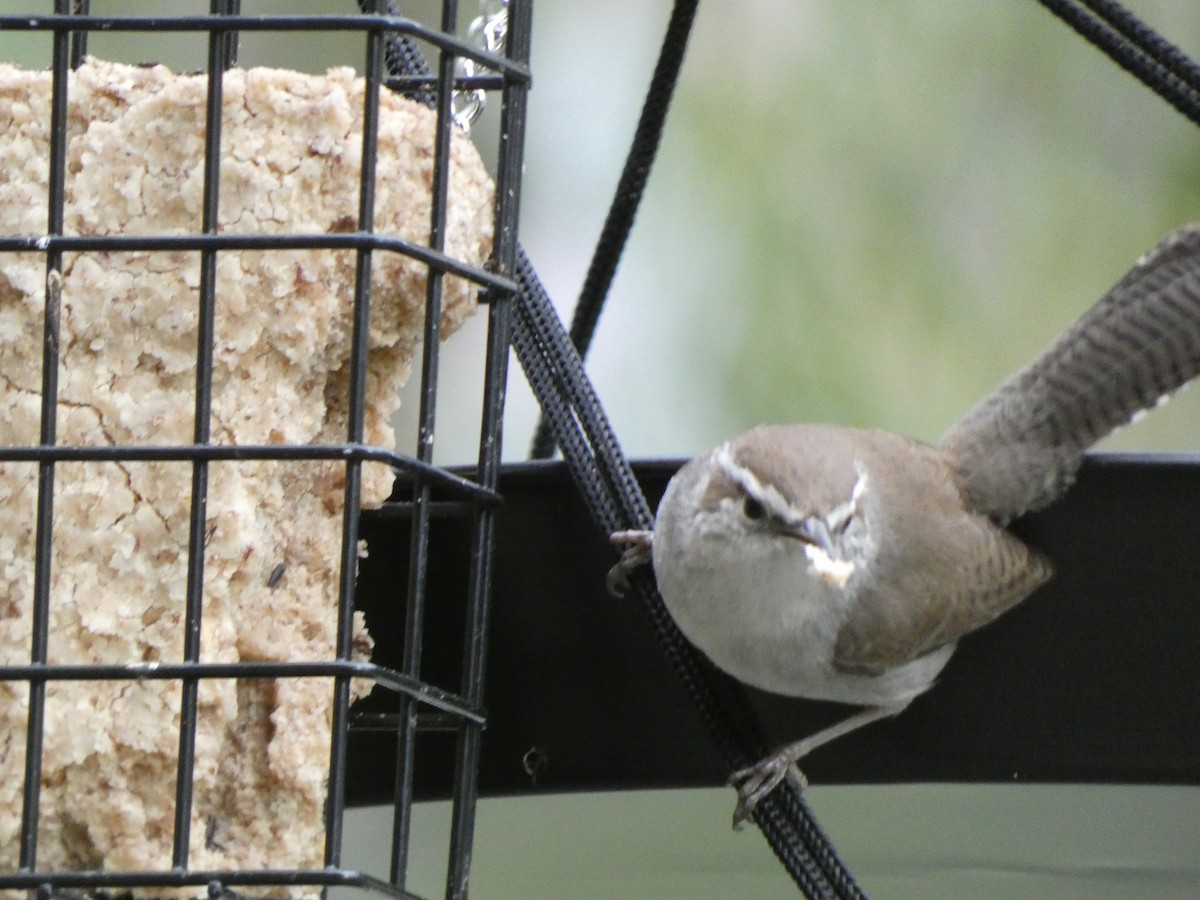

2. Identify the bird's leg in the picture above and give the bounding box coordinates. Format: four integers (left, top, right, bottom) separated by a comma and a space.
607, 529, 654, 596
729, 702, 909, 829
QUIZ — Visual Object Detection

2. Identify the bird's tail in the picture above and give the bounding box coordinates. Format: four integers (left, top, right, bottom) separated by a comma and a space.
940, 225, 1200, 521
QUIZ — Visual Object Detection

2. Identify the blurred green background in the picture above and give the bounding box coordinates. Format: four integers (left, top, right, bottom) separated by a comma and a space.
3, 1, 1200, 897
531, 2, 1200, 459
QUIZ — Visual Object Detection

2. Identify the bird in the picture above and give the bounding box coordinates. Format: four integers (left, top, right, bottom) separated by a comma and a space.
609, 224, 1200, 827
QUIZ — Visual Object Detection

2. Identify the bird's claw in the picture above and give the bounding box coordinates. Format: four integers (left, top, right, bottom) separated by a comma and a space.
728, 753, 808, 830
606, 530, 654, 596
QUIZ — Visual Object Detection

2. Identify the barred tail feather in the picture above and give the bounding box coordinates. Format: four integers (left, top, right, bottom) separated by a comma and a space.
941, 225, 1200, 521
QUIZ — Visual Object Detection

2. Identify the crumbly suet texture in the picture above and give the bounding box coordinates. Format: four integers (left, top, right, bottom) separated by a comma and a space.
0, 59, 493, 896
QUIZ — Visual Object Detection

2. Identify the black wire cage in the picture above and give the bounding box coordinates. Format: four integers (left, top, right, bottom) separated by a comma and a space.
0, 3, 530, 899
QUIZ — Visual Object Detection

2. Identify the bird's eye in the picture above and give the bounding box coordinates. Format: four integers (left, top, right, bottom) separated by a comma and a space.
742, 495, 767, 521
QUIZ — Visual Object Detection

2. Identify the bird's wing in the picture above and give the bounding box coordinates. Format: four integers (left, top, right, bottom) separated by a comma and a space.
832, 513, 1052, 675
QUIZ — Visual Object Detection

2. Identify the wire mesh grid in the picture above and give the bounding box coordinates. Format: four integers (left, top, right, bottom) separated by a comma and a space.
0, 2, 529, 898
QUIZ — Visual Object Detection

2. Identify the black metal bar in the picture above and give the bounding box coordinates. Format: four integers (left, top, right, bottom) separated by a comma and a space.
0, 234, 517, 294
390, 483, 431, 889
68, 0, 88, 69
417, 6, 458, 472
218, 0, 240, 69
324, 2, 386, 870
170, 2, 234, 868
18, 4, 71, 871
390, 2, 459, 888
385, 74, 507, 92
363, 499, 479, 521
0, 444, 499, 502
345, 456, 1200, 805
0, 662, 483, 721
353, 711, 476, 732
484, 6, 531, 285
0, 868, 427, 899
422, 8, 460, 890
0, 14, 531, 81
443, 2, 532, 898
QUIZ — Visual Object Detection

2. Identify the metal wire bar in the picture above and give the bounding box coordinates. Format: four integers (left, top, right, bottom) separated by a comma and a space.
171, 1, 237, 868
18, 1, 72, 872
0, 867, 428, 899
325, 4, 387, 871
0, 445, 499, 503
0, 661, 483, 721
386, 73, 507, 92
390, 0, 459, 881
0, 234, 518, 294
443, 5, 531, 895
0, 13, 531, 81
364, 499, 481, 520
67, 0, 88, 68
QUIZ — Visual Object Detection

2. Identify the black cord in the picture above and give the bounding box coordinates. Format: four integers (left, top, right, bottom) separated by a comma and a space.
1037, 0, 1200, 127
1080, 0, 1200, 91
529, 0, 699, 459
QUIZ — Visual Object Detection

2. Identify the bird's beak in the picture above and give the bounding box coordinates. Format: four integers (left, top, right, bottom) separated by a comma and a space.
786, 516, 854, 587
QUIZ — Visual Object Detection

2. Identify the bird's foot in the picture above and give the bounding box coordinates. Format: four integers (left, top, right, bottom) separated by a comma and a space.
728, 750, 808, 830
606, 530, 654, 596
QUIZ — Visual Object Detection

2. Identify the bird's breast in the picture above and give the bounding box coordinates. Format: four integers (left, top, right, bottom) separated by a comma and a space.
653, 531, 857, 697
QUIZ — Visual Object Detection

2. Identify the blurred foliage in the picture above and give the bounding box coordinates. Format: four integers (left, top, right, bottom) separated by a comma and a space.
650, 1, 1200, 448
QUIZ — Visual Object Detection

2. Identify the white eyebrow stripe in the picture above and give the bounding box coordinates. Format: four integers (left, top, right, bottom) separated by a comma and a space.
713, 444, 803, 524
826, 463, 868, 532
716, 445, 868, 536
851, 462, 869, 501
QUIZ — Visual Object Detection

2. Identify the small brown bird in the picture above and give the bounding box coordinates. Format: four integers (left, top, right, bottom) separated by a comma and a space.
611, 226, 1200, 826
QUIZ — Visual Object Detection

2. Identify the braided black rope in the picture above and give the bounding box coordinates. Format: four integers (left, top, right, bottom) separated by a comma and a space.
1037, 0, 1200, 126
379, 20, 436, 107
529, 0, 699, 459
1080, 0, 1200, 91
